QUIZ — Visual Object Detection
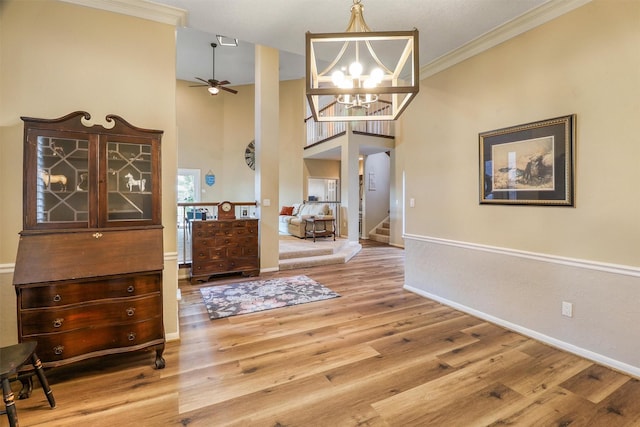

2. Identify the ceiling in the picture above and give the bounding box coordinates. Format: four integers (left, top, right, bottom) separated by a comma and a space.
151, 0, 553, 87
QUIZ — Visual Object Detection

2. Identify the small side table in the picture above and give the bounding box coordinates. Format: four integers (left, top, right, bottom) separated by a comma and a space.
304, 216, 336, 242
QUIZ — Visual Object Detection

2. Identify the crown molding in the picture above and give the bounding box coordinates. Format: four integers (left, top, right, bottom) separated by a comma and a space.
420, 0, 592, 79
59, 0, 187, 27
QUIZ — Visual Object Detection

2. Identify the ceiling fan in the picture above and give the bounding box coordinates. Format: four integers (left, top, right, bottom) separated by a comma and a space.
191, 43, 238, 95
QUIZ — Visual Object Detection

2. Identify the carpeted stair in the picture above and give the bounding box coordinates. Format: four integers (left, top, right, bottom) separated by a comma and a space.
279, 238, 362, 270
368, 218, 390, 244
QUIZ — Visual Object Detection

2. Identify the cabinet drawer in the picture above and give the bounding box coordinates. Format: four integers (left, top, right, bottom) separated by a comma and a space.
20, 293, 161, 335
213, 235, 257, 247
19, 273, 161, 309
192, 246, 225, 261
228, 245, 259, 257
29, 318, 164, 363
192, 260, 228, 274
228, 258, 259, 271
233, 225, 257, 237
192, 221, 232, 237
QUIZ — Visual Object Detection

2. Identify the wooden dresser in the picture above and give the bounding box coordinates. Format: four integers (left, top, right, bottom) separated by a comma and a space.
13, 112, 165, 370
191, 219, 259, 283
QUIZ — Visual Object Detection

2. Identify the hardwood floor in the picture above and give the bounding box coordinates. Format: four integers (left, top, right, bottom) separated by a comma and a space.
8, 241, 640, 427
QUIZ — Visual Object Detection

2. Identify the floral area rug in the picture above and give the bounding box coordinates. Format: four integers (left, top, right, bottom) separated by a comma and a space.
200, 275, 340, 320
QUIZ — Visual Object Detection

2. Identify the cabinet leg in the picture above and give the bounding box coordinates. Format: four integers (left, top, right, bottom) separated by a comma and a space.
154, 346, 166, 369
17, 375, 32, 400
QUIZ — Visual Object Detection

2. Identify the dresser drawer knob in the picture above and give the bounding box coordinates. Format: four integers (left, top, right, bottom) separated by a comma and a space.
126, 307, 136, 317
128, 332, 136, 341
53, 318, 64, 328
53, 294, 62, 303
54, 345, 64, 355
92, 232, 103, 239
127, 285, 135, 293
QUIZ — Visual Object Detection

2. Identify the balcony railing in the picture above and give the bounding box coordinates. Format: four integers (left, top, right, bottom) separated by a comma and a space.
305, 101, 395, 146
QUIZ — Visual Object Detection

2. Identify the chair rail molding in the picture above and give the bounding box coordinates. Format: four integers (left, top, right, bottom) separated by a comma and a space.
403, 233, 640, 278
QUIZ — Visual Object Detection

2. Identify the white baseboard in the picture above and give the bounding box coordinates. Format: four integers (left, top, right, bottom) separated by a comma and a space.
404, 284, 640, 378
165, 331, 180, 342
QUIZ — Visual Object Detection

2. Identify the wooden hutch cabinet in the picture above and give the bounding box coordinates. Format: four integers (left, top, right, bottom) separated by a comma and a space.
191, 218, 259, 283
13, 111, 165, 369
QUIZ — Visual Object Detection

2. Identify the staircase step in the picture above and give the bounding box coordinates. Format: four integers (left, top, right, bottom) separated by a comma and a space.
368, 233, 389, 244
375, 227, 390, 236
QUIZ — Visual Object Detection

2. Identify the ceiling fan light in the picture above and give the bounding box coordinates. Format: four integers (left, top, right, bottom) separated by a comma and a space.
208, 86, 220, 95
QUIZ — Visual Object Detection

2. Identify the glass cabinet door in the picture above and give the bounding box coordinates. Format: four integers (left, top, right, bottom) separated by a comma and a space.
106, 140, 154, 222
35, 134, 90, 226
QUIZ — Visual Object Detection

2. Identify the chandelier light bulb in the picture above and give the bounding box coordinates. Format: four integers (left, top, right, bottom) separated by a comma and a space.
331, 70, 345, 86
348, 61, 363, 78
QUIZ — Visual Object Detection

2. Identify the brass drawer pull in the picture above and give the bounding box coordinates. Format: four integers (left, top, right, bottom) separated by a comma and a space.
127, 285, 135, 293
53, 318, 64, 328
128, 332, 136, 341
126, 307, 135, 317
92, 232, 103, 239
54, 345, 64, 355
53, 294, 62, 302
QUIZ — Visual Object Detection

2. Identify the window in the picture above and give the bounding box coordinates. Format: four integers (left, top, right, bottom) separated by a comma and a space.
177, 168, 200, 202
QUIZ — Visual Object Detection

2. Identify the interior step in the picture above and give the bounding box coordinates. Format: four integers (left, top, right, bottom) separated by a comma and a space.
279, 241, 362, 270
368, 233, 390, 244
375, 227, 390, 236
279, 246, 334, 260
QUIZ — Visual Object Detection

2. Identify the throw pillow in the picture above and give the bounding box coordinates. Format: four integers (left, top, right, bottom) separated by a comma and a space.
291, 203, 301, 215
279, 206, 294, 216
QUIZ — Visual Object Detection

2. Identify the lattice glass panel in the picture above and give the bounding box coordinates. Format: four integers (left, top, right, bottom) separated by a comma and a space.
36, 136, 89, 224
107, 142, 153, 221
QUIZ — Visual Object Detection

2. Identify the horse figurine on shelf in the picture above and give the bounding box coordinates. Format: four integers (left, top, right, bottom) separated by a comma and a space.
124, 172, 146, 192
39, 170, 67, 191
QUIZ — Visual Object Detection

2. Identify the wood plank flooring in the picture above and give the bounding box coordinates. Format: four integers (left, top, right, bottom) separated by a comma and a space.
8, 241, 640, 427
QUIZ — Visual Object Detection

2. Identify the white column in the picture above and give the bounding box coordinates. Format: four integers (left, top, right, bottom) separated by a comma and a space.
255, 45, 279, 271
341, 125, 360, 242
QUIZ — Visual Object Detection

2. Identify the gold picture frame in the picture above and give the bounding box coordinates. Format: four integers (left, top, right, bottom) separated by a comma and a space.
479, 115, 576, 206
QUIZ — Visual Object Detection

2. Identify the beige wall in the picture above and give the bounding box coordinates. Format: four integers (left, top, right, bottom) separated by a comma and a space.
177, 79, 305, 205
401, 0, 640, 373
0, 0, 179, 345
402, 0, 639, 265
303, 159, 341, 203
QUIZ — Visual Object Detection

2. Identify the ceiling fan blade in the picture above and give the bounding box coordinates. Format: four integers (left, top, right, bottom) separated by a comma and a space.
219, 86, 238, 94
189, 84, 209, 87
218, 80, 230, 85
195, 77, 210, 85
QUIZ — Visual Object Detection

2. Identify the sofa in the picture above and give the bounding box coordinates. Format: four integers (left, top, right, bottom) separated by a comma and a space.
279, 202, 334, 238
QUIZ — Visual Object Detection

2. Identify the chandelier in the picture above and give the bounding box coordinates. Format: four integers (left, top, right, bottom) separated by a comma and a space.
306, 0, 419, 122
